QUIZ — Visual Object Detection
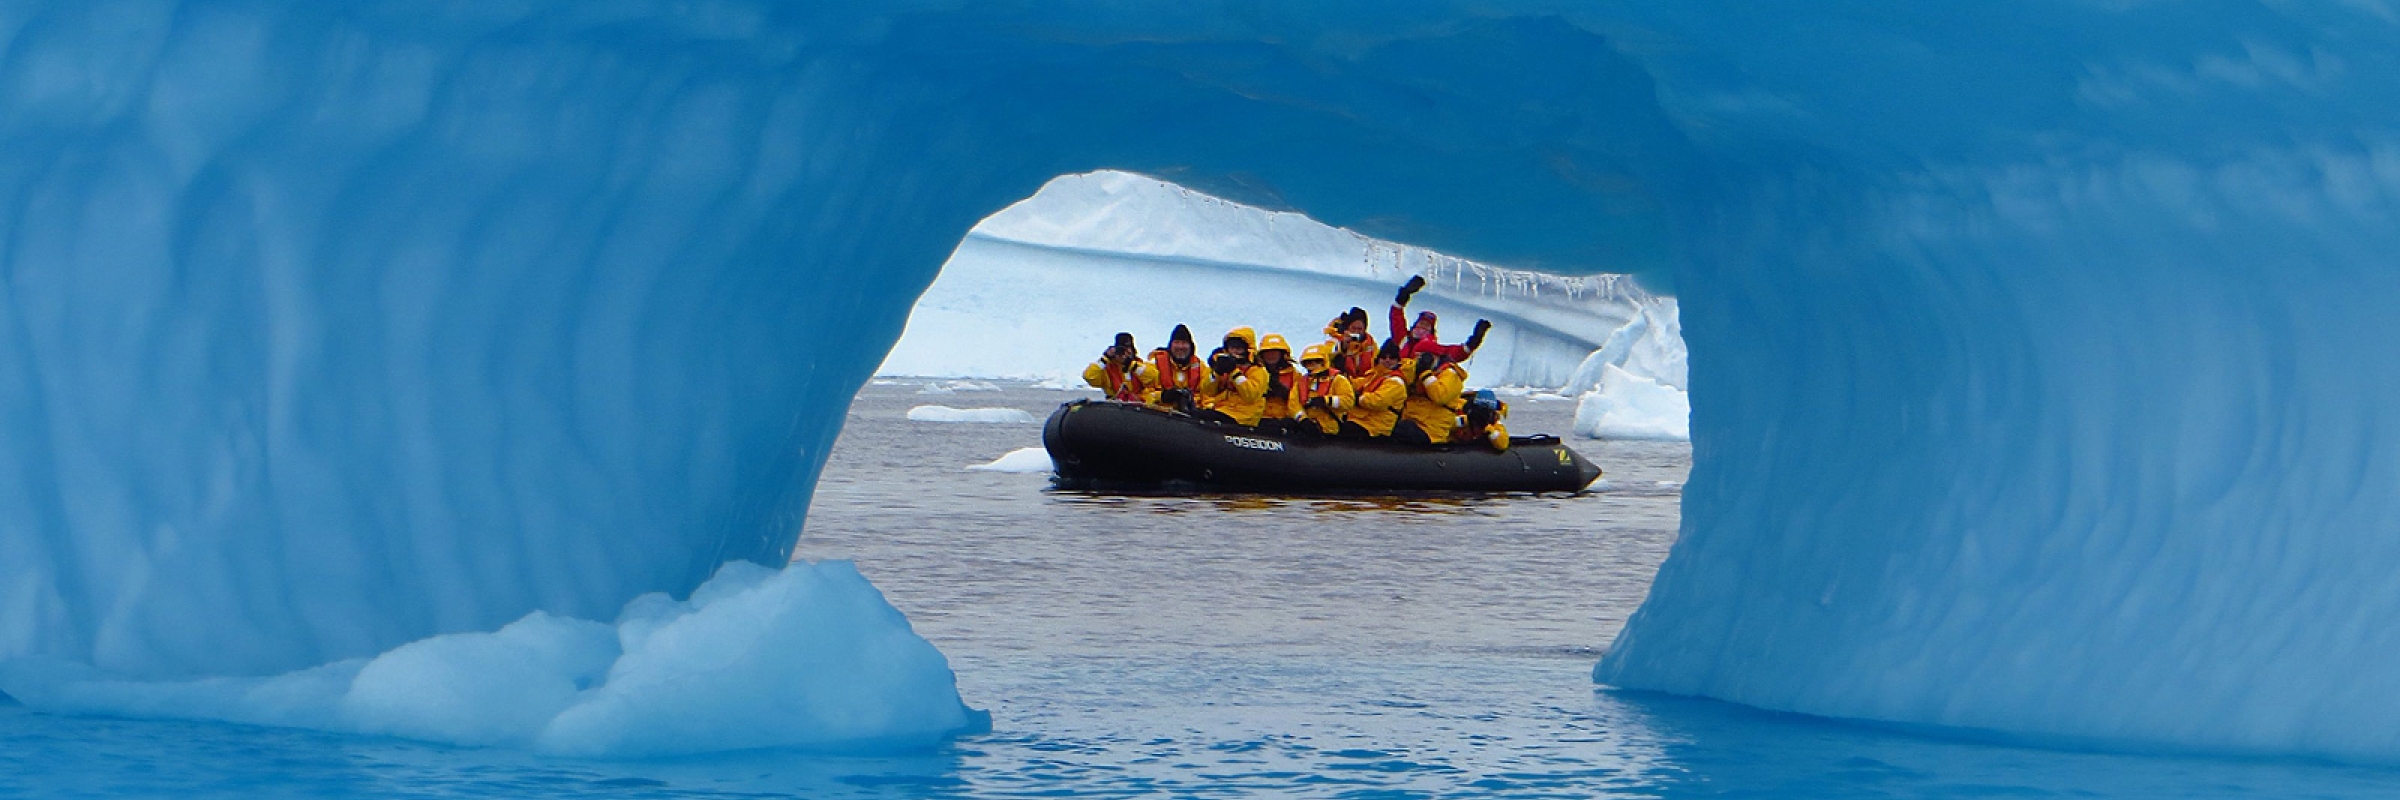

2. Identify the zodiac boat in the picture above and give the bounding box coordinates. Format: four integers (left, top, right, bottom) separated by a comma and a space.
1041, 400, 1603, 492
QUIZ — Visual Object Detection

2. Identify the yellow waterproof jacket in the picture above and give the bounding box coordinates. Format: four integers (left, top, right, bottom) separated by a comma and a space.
1347, 369, 1407, 436
1200, 364, 1269, 424
1294, 370, 1356, 434
1199, 327, 1269, 424
1455, 420, 1509, 451
1083, 358, 1154, 403
1401, 362, 1467, 443
1255, 333, 1300, 419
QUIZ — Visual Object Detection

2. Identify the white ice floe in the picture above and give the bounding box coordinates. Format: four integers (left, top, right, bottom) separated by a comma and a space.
1572, 365, 1690, 442
0, 562, 982, 757
968, 447, 1055, 474
906, 406, 1037, 424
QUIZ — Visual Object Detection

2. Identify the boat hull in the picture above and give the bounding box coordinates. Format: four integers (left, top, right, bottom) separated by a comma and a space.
1041, 400, 1603, 492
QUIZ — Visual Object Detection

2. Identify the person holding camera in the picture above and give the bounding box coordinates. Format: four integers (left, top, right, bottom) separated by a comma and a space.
1323, 306, 1378, 377
1195, 327, 1268, 426
1392, 349, 1467, 445
1453, 390, 1510, 451
1293, 344, 1360, 437
1146, 324, 1206, 411
1082, 332, 1154, 403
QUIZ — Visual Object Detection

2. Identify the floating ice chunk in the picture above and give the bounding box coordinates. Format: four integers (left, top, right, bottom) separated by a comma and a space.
1572, 365, 1690, 441
906, 405, 1038, 424
969, 447, 1055, 474
916, 380, 1001, 395
0, 562, 980, 757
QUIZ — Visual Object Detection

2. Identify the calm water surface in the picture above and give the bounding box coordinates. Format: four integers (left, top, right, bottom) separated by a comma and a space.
6, 380, 2398, 798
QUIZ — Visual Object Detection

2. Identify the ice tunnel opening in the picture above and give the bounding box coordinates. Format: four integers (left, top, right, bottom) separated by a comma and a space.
872, 170, 1692, 433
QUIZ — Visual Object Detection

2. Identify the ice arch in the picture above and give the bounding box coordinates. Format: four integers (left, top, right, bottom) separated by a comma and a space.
4, 0, 2399, 763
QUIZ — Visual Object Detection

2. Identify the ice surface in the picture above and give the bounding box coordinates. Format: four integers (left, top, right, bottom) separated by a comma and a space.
4, 0, 2398, 764
1572, 365, 1691, 442
0, 562, 978, 756
879, 172, 1677, 389
969, 447, 1057, 474
907, 406, 1038, 424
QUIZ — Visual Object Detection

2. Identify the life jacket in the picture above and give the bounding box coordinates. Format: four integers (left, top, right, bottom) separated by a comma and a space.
1149, 349, 1206, 392
1334, 337, 1376, 377
1099, 361, 1148, 403
1295, 371, 1353, 434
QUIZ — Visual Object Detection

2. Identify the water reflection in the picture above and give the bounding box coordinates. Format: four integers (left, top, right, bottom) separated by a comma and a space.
1592, 690, 2400, 798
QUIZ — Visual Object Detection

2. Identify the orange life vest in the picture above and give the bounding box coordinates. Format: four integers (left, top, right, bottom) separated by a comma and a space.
1150, 351, 1205, 392
1099, 361, 1149, 402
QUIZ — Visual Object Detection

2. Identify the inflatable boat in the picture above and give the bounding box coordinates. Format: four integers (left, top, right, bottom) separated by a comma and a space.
1041, 400, 1603, 492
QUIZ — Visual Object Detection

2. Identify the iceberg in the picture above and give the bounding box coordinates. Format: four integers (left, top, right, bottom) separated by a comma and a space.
1573, 365, 1690, 442
1, 0, 2395, 764
880, 171, 1673, 389
0, 562, 980, 757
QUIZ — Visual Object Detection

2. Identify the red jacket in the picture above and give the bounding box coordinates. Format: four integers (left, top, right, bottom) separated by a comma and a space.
1389, 304, 1471, 361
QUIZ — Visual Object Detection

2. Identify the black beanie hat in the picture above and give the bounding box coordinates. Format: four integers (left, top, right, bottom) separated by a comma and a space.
1114, 332, 1135, 349
1377, 339, 1402, 360
1170, 324, 1194, 345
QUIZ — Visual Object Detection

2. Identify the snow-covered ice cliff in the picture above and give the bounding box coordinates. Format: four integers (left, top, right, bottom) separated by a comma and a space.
881, 171, 1680, 391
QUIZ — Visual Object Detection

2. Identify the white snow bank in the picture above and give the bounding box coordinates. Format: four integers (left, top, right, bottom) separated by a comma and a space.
968, 447, 1054, 474
879, 171, 1677, 390
906, 406, 1037, 424
0, 562, 981, 757
1573, 365, 1691, 441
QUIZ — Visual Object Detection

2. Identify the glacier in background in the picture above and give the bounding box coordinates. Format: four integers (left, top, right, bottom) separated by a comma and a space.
880, 170, 1688, 398
2, 0, 2398, 763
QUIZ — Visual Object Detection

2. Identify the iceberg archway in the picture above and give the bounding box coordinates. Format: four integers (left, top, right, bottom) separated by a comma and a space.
4, 0, 2398, 761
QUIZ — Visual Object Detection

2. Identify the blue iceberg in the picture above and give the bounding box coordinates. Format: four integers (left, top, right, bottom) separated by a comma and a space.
2, 0, 2395, 761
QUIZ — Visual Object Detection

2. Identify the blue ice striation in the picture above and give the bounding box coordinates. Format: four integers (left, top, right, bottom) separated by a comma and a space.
3, 0, 2397, 760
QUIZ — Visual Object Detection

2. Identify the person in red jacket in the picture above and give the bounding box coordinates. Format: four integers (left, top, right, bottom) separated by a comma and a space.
1387, 276, 1491, 362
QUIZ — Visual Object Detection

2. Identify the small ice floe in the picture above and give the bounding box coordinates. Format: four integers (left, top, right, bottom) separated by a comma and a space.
968, 447, 1054, 473
1030, 375, 1099, 392
869, 379, 902, 386
917, 380, 1001, 395
906, 405, 1037, 424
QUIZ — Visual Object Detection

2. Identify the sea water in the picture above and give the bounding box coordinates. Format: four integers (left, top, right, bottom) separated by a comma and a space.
6, 381, 2399, 797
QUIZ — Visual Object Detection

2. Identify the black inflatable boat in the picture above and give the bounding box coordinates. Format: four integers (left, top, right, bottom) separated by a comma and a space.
1042, 400, 1602, 492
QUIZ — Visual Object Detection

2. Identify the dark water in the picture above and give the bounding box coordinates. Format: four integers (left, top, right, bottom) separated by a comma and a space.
9, 380, 2400, 797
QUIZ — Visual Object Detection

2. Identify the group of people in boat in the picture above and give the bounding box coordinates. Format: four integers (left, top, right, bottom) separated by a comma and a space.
1082, 276, 1512, 451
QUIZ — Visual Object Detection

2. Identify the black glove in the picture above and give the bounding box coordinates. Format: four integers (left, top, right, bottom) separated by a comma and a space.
1159, 388, 1191, 409
1415, 353, 1438, 376
1305, 397, 1329, 411
1464, 319, 1492, 352
1395, 275, 1426, 306
1210, 353, 1238, 375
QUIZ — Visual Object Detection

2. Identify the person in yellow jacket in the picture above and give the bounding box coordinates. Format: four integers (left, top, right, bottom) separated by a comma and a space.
1253, 333, 1302, 431
1322, 306, 1377, 377
1452, 390, 1510, 451
1082, 332, 1154, 403
1196, 327, 1268, 426
1146, 324, 1207, 410
1293, 344, 1359, 436
1394, 350, 1467, 444
1345, 339, 1409, 438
